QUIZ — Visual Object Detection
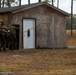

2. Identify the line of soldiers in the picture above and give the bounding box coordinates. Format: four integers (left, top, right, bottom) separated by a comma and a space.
0, 20, 19, 51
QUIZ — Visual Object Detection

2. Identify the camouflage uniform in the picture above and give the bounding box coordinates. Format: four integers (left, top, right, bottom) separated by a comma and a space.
12, 25, 19, 50
0, 33, 1, 51
0, 21, 4, 51
8, 26, 18, 50
0, 20, 7, 51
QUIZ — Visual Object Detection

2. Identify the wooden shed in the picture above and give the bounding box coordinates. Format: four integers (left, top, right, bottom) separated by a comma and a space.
0, 2, 69, 49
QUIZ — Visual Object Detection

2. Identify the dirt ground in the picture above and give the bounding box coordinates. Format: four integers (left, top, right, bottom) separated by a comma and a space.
0, 49, 76, 75
66, 30, 76, 46
0, 30, 76, 75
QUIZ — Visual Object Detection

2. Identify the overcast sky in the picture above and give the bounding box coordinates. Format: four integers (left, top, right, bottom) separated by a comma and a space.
21, 0, 76, 14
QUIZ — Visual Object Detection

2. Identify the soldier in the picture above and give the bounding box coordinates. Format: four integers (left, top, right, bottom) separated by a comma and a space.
7, 25, 19, 50
6, 26, 13, 50
0, 20, 2, 51
0, 20, 7, 51
11, 25, 19, 50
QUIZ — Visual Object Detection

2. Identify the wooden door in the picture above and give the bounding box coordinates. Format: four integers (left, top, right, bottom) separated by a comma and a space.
23, 19, 35, 49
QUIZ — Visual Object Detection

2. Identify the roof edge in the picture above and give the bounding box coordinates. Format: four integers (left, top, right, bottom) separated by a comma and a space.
12, 2, 70, 16
12, 2, 46, 14
44, 3, 70, 16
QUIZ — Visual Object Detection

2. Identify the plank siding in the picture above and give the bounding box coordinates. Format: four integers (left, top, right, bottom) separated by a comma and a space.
0, 13, 12, 25
12, 5, 66, 49
0, 13, 8, 25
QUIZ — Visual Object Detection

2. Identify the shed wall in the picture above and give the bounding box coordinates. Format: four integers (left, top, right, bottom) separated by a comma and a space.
0, 13, 12, 25
12, 5, 66, 49
0, 13, 8, 25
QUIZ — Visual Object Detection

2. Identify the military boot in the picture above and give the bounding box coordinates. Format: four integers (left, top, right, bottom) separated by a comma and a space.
0, 47, 1, 52
3, 48, 6, 51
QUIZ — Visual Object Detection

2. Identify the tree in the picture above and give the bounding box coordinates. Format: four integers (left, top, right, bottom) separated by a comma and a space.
19, 0, 21, 6
52, 0, 54, 5
0, 0, 1, 8
71, 0, 73, 36
66, 15, 76, 30
71, 0, 76, 36
38, 0, 41, 2
43, 0, 55, 6
57, 0, 59, 8
1, 0, 15, 7
43, 0, 50, 2
2, 0, 5, 8
1, 0, 21, 8
28, 0, 30, 4
66, 17, 71, 30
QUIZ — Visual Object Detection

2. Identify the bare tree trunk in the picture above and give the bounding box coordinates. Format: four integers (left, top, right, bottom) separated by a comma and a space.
52, 0, 54, 6
71, 0, 73, 36
38, 0, 41, 2
2, 0, 5, 8
7, 0, 11, 7
57, 0, 59, 8
0, 0, 1, 8
28, 0, 30, 4
19, 0, 21, 6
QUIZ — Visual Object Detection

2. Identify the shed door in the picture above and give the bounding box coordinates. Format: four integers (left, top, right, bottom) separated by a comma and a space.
23, 19, 35, 49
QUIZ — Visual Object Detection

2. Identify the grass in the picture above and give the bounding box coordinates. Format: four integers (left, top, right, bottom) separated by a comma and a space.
0, 49, 76, 75
66, 30, 76, 46
0, 30, 76, 75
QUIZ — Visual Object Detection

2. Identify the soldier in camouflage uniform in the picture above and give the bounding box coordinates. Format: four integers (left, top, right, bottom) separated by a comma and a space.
0, 20, 2, 51
0, 20, 7, 51
7, 25, 19, 50
11, 26, 18, 50
7, 26, 14, 50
